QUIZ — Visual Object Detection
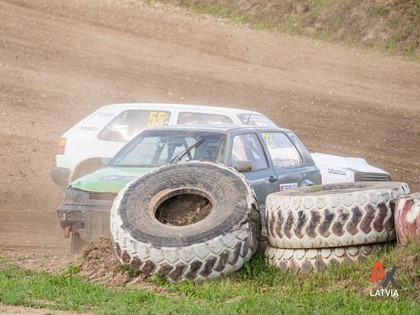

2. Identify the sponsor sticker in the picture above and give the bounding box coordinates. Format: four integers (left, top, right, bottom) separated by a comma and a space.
327, 168, 347, 176
80, 126, 99, 131
280, 183, 298, 191
98, 112, 116, 117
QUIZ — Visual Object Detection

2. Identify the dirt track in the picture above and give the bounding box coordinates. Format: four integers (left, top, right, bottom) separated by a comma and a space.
0, 0, 419, 266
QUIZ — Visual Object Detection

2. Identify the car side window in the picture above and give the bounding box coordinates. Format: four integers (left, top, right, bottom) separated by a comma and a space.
261, 132, 303, 169
177, 112, 233, 124
98, 110, 171, 142
231, 133, 268, 171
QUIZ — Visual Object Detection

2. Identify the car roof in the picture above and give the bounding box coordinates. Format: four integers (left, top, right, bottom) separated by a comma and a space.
143, 124, 291, 133
101, 103, 267, 115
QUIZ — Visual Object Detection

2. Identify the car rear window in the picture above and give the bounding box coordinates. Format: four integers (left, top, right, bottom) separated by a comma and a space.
177, 112, 233, 124
98, 110, 171, 142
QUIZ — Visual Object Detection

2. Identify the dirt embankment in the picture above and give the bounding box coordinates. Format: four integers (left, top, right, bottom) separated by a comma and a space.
163, 0, 420, 58
0, 0, 419, 273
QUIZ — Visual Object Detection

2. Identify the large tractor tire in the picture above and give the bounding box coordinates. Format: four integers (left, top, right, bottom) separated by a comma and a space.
266, 182, 410, 249
110, 161, 260, 282
265, 242, 387, 274
394, 192, 420, 246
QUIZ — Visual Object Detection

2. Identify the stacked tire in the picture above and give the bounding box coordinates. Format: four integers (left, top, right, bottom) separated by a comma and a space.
264, 182, 410, 273
394, 192, 420, 246
110, 162, 260, 282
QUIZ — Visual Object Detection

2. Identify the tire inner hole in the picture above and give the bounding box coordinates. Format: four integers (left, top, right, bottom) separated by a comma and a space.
155, 193, 212, 226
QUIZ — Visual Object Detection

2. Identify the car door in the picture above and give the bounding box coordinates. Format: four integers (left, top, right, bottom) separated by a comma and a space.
226, 131, 279, 211
258, 130, 321, 192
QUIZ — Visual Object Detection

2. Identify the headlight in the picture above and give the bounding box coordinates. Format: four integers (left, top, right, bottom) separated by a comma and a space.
63, 186, 89, 205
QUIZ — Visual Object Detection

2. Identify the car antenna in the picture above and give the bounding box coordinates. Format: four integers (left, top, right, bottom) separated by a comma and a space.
246, 111, 253, 124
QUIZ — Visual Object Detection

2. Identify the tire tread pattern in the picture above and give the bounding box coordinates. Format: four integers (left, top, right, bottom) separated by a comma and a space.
266, 182, 410, 249
111, 162, 260, 282
265, 243, 387, 273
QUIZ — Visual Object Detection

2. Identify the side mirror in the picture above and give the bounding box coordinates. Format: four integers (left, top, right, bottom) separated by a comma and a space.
234, 160, 252, 172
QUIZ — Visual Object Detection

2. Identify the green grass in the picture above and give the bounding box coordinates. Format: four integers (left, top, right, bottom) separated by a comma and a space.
1, 243, 419, 314
149, 0, 420, 61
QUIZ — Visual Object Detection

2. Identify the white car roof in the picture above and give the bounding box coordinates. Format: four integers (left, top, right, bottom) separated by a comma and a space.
99, 103, 264, 115
61, 103, 275, 138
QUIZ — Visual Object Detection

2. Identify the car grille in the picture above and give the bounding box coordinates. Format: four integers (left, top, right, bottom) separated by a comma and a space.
88, 192, 118, 200
354, 172, 391, 182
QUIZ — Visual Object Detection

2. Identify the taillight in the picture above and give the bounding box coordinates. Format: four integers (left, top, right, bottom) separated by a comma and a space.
57, 138, 66, 155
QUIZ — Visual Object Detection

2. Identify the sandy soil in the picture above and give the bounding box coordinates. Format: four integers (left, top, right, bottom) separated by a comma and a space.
0, 0, 419, 277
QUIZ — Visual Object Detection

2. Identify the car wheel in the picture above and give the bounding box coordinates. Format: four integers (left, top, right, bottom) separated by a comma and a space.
265, 242, 387, 273
266, 182, 410, 249
394, 192, 420, 246
110, 161, 260, 282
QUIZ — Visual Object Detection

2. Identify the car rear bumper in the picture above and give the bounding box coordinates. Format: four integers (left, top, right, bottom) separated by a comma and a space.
50, 167, 71, 189
57, 203, 112, 241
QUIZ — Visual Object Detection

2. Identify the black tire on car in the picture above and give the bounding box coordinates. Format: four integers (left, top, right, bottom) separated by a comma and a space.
266, 182, 410, 249
265, 242, 387, 274
110, 161, 260, 282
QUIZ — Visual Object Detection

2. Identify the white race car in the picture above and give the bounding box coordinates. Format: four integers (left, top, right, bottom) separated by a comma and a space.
50, 103, 277, 189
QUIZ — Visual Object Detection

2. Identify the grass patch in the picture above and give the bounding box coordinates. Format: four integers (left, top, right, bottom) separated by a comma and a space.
148, 0, 420, 61
1, 243, 419, 314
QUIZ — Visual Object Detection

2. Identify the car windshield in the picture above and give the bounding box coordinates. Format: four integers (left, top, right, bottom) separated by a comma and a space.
109, 130, 224, 167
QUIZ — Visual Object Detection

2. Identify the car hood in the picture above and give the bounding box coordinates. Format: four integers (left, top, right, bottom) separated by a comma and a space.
310, 152, 390, 184
311, 153, 389, 173
71, 166, 153, 193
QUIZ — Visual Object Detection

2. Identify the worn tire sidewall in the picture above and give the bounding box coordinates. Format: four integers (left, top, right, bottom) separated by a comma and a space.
112, 162, 258, 248
264, 242, 388, 273
266, 182, 410, 249
394, 192, 420, 245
